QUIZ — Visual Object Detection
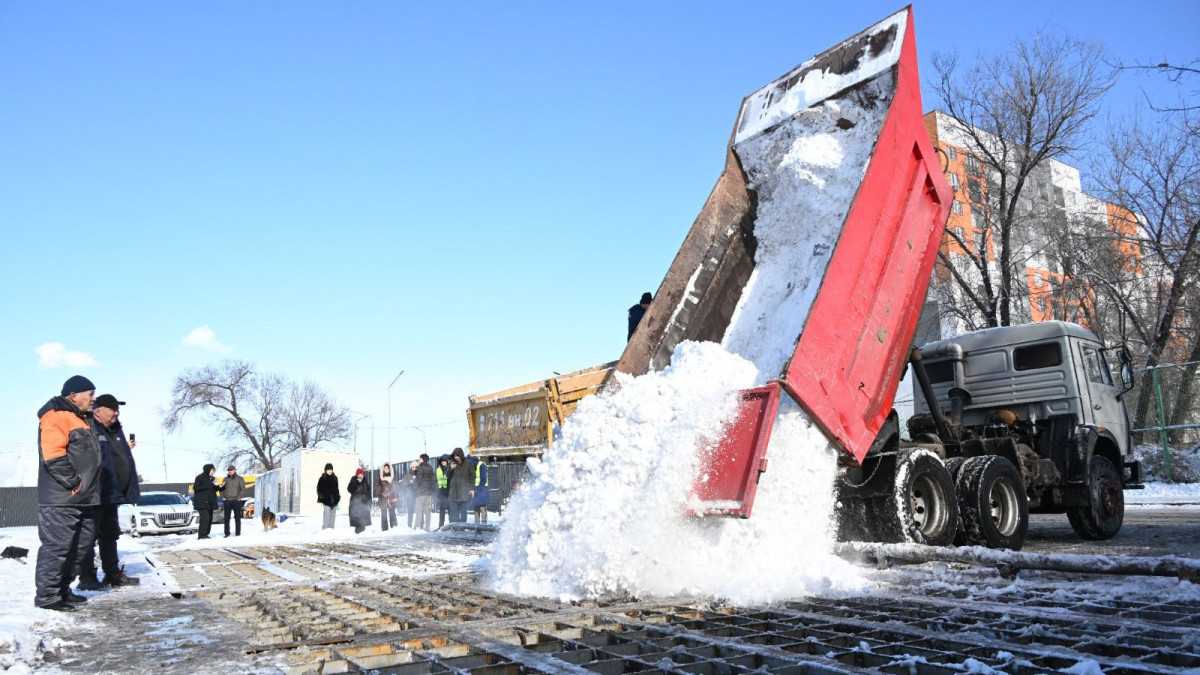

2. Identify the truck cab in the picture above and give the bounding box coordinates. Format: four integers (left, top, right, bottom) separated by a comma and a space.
912, 321, 1141, 540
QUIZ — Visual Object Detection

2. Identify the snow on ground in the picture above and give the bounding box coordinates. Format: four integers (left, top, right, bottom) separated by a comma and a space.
0, 511, 445, 672
1128, 480, 1200, 505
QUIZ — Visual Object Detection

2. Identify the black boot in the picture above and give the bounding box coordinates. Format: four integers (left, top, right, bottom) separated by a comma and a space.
77, 571, 104, 592
62, 591, 88, 604
103, 566, 141, 587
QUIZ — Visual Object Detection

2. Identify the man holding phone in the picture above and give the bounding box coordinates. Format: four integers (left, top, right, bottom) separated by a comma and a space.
77, 394, 141, 589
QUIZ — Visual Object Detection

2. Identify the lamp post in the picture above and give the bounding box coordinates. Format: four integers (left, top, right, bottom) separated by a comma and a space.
352, 412, 371, 455
407, 426, 428, 455
387, 369, 405, 465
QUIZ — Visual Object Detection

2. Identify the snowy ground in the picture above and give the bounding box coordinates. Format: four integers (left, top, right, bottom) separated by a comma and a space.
0, 488, 1197, 674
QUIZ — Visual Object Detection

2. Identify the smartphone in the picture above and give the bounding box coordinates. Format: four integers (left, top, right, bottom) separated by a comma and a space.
129, 433, 136, 442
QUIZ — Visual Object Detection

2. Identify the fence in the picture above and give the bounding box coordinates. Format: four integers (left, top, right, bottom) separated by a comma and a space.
0, 482, 192, 528
1131, 361, 1200, 482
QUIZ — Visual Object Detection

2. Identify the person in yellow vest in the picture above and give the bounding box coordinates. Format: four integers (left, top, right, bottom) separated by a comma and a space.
470, 457, 489, 524
435, 456, 450, 528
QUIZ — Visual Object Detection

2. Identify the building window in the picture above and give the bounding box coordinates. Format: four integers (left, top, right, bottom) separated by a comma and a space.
1035, 297, 1047, 313
966, 155, 981, 175
948, 172, 960, 189
974, 230, 986, 253
1035, 272, 1043, 285
952, 226, 965, 242
946, 146, 958, 161
951, 200, 962, 215
968, 178, 983, 203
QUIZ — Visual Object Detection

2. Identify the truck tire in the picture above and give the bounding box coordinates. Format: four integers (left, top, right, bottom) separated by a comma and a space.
957, 456, 1028, 550
943, 457, 967, 545
879, 449, 958, 546
1067, 456, 1124, 540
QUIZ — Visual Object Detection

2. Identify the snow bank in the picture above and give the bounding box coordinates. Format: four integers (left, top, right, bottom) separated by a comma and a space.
489, 343, 865, 602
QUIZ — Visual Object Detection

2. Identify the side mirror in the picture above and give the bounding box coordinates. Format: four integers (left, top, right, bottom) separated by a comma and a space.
1117, 347, 1135, 392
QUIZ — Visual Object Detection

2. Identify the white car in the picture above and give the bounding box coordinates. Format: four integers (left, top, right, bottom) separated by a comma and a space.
120, 491, 196, 537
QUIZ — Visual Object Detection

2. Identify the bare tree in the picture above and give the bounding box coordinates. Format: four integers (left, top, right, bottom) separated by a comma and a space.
1084, 114, 1200, 430
163, 360, 351, 471
931, 32, 1116, 327
285, 380, 352, 451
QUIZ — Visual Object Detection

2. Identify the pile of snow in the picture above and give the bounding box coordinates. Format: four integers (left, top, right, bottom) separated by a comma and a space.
490, 343, 864, 602
1133, 443, 1200, 483
490, 76, 892, 601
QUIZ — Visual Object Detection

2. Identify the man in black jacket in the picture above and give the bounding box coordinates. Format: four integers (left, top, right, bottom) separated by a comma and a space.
77, 394, 140, 589
627, 292, 652, 341
193, 464, 218, 539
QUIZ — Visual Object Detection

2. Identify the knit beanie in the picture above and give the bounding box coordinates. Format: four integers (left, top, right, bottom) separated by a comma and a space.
61, 375, 96, 396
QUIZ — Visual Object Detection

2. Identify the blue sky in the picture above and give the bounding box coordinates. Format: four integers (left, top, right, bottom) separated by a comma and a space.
2, 1, 1195, 482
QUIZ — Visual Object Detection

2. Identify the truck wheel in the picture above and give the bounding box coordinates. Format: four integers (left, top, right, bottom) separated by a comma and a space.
1067, 456, 1124, 540
880, 449, 958, 546
957, 456, 1028, 550
943, 457, 967, 546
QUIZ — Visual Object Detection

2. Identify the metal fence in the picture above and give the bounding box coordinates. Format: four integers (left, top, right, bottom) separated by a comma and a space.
1132, 361, 1200, 481
0, 482, 192, 528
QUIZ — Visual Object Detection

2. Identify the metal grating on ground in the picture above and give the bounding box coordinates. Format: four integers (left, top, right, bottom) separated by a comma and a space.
146, 540, 1200, 674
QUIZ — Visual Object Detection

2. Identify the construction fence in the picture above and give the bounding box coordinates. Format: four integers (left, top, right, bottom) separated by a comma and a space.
1132, 361, 1200, 482
0, 482, 192, 528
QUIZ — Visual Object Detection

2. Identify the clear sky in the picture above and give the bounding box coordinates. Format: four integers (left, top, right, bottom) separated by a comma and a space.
2, 1, 1196, 483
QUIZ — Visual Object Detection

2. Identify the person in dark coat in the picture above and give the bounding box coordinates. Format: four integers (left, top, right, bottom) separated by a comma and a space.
316, 463, 340, 529
34, 375, 102, 611
77, 394, 140, 590
193, 464, 218, 539
627, 292, 652, 341
374, 463, 397, 531
412, 454, 436, 531
447, 448, 475, 524
347, 468, 372, 534
470, 457, 490, 524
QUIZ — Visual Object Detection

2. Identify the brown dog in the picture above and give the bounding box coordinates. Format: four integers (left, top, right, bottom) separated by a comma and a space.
261, 506, 278, 531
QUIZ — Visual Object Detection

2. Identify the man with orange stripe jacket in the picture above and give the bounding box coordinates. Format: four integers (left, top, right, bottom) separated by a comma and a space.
34, 375, 103, 612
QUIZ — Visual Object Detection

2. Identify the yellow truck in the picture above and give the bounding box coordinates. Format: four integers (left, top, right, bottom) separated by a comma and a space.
467, 362, 615, 459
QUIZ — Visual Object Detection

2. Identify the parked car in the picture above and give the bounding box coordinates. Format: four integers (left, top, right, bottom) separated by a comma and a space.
242, 498, 255, 519
183, 493, 226, 523
120, 492, 196, 537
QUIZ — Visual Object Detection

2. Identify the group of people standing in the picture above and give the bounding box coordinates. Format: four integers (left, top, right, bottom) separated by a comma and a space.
34, 376, 141, 612
314, 448, 490, 534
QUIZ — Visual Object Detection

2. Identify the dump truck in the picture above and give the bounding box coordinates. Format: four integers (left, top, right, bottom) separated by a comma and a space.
469, 6, 1142, 550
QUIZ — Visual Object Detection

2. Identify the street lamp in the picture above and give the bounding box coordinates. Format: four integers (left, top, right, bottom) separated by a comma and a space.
387, 369, 405, 464
352, 412, 371, 455
406, 426, 427, 455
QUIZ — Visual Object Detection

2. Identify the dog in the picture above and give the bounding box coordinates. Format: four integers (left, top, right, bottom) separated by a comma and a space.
261, 506, 278, 531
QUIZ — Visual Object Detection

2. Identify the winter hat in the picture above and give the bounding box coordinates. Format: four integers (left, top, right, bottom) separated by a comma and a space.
93, 394, 125, 410
355, 468, 364, 476
203, 463, 215, 473
640, 292, 653, 305
61, 375, 96, 396
324, 463, 334, 471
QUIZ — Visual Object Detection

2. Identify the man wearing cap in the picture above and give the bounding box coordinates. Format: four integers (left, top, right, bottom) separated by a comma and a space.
221, 465, 247, 537
34, 375, 103, 611
77, 394, 141, 589
627, 292, 653, 341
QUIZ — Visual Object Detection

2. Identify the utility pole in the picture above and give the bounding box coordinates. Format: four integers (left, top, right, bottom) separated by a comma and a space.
387, 369, 404, 466
160, 429, 168, 483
